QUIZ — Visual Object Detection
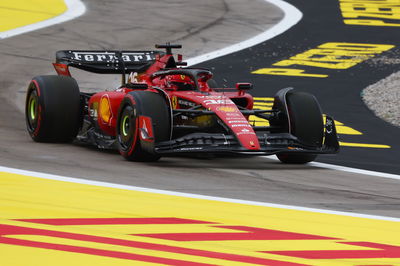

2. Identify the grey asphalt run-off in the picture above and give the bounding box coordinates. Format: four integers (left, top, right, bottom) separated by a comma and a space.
1, 0, 400, 218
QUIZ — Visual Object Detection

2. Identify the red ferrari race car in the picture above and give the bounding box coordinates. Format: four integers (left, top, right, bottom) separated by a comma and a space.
25, 43, 339, 163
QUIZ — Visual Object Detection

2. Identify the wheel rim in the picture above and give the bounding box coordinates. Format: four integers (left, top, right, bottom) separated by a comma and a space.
121, 115, 130, 137
29, 98, 36, 120
118, 106, 136, 151
26, 90, 39, 132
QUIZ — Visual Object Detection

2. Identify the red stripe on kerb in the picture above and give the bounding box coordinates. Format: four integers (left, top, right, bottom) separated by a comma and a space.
1, 224, 309, 266
136, 225, 337, 241
267, 241, 400, 259
16, 217, 214, 225
0, 237, 214, 266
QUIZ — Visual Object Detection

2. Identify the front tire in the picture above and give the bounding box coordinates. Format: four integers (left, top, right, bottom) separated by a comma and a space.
116, 91, 171, 161
25, 75, 81, 142
276, 89, 323, 164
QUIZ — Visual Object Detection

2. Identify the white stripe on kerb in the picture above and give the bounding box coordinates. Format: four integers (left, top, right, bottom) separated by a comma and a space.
1, 165, 399, 222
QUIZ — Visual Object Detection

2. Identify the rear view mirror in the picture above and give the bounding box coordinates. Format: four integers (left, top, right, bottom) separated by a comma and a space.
236, 83, 253, 91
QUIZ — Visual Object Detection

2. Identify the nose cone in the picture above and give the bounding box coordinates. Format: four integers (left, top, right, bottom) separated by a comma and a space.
196, 97, 260, 150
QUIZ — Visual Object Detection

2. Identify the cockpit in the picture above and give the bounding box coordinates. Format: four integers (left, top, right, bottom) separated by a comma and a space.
151, 68, 213, 92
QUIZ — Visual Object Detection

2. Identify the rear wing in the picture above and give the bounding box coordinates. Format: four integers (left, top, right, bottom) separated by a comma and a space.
55, 50, 165, 74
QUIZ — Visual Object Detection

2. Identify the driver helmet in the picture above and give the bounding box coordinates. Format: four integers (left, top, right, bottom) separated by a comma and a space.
166, 74, 195, 90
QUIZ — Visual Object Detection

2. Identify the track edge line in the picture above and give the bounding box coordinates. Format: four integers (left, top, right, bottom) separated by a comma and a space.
1, 165, 399, 222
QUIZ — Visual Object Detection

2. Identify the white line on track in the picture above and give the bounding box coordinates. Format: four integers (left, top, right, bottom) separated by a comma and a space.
0, 0, 86, 39
310, 161, 400, 180
1, 165, 399, 222
263, 156, 400, 181
186, 0, 302, 66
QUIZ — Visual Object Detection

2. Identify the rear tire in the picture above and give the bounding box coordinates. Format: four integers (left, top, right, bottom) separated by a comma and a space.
116, 91, 171, 161
25, 75, 81, 142
276, 90, 323, 164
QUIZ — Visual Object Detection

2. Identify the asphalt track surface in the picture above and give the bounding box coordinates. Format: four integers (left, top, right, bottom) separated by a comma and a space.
1, 0, 400, 219
198, 0, 400, 175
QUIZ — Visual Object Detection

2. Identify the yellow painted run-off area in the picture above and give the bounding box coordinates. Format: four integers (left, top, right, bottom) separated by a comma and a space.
0, 0, 67, 32
1, 169, 400, 265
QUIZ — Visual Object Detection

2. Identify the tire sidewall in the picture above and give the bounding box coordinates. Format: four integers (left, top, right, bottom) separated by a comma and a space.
116, 96, 140, 158
116, 91, 171, 161
25, 75, 81, 142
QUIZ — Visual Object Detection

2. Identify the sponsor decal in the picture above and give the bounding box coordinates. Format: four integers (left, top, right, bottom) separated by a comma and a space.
228, 120, 248, 123
171, 96, 178, 109
237, 128, 256, 136
226, 112, 242, 117
128, 72, 138, 83
196, 95, 225, 99
231, 124, 251, 127
237, 132, 256, 136
178, 99, 196, 107
217, 106, 236, 112
99, 95, 113, 125
179, 147, 203, 151
89, 102, 98, 119
203, 99, 233, 105
69, 51, 156, 63
288, 147, 304, 151
325, 117, 334, 134
139, 116, 154, 142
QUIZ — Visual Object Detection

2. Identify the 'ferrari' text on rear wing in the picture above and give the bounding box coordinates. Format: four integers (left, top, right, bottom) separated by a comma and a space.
55, 50, 165, 74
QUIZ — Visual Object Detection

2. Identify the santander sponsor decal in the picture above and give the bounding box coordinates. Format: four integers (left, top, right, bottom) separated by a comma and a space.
228, 120, 248, 123
203, 99, 233, 106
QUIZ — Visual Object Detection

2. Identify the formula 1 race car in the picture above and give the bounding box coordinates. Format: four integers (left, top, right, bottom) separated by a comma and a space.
25, 43, 339, 163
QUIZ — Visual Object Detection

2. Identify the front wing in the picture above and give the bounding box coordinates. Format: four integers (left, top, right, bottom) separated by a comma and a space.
155, 116, 340, 156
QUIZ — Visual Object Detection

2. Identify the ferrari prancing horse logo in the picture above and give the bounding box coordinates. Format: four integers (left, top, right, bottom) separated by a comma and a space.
171, 96, 178, 109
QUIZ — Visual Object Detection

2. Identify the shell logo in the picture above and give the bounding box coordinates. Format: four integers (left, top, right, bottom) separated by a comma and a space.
99, 96, 112, 124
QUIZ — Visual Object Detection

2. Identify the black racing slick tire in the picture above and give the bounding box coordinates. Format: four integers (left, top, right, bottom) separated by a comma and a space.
116, 91, 171, 162
25, 75, 81, 142
277, 90, 324, 164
